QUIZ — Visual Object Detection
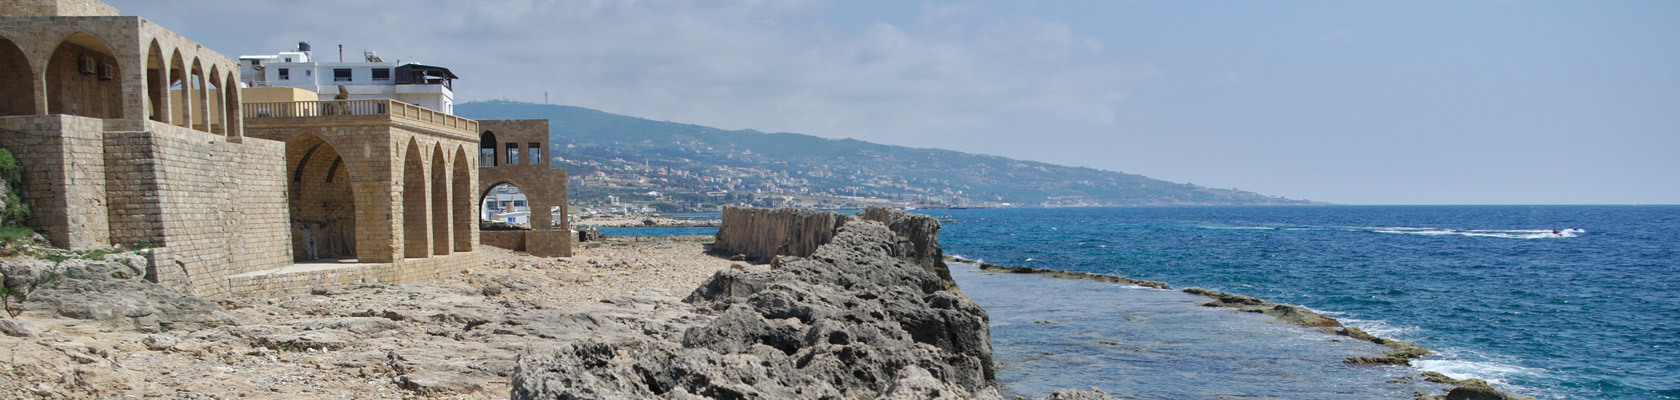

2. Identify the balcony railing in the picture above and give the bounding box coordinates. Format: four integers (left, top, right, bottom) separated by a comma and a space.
242, 99, 476, 132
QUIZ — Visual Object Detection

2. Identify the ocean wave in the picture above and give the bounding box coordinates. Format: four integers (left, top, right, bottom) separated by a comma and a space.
1366, 227, 1584, 240
1196, 225, 1275, 230
1413, 357, 1546, 390
1340, 318, 1422, 339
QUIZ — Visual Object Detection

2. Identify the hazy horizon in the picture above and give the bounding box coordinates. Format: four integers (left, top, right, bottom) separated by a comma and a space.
106, 1, 1680, 205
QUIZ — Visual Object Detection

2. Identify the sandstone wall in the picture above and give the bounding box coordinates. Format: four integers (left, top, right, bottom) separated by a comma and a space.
478, 119, 570, 257
0, 114, 110, 249
105, 122, 291, 298
479, 230, 526, 252
712, 206, 849, 263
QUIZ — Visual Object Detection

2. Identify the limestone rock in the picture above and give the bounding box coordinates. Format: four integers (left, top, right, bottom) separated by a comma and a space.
0, 318, 45, 337
514, 220, 998, 399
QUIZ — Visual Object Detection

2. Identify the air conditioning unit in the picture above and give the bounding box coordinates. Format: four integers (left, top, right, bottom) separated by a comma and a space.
77, 56, 96, 75
97, 62, 115, 80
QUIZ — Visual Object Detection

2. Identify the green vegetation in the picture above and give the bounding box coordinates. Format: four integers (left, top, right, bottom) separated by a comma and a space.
0, 148, 30, 226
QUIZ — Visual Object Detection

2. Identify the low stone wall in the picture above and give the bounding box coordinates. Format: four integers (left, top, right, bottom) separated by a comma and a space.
712, 206, 849, 263
480, 231, 526, 252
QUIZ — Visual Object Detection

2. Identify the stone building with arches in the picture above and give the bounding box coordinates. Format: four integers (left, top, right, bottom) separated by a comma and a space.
1, 0, 556, 298
477, 119, 571, 257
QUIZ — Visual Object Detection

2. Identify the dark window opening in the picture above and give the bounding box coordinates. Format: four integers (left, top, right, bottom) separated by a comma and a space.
278, 68, 289, 80
528, 143, 542, 165
506, 143, 519, 165
372, 68, 390, 81
333, 68, 352, 82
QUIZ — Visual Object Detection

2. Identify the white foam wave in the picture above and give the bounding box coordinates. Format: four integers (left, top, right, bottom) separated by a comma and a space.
1340, 318, 1422, 338
1197, 225, 1274, 230
1367, 227, 1583, 240
1413, 358, 1545, 389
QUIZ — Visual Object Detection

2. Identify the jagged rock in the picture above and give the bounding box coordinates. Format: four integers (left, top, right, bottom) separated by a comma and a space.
712, 206, 850, 264
1413, 378, 1539, 400
1022, 388, 1124, 400
0, 319, 45, 337
142, 334, 179, 350
1345, 355, 1410, 366
513, 220, 998, 399
4, 258, 231, 332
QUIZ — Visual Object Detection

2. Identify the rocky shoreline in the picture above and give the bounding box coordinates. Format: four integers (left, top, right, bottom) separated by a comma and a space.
946, 255, 1536, 400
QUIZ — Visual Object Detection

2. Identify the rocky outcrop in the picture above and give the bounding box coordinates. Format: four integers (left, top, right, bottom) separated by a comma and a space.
513, 220, 1002, 399
713, 206, 850, 264
2, 254, 232, 332
860, 206, 948, 281
947, 255, 1171, 290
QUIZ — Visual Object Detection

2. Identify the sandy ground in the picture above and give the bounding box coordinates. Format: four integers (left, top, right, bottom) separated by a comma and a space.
0, 241, 739, 399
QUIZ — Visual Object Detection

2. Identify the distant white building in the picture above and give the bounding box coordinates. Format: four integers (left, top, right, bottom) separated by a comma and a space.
238, 42, 458, 114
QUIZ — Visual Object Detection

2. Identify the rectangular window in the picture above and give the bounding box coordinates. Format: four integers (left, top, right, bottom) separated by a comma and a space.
278, 68, 290, 80
333, 68, 352, 82
528, 143, 542, 165
506, 143, 519, 165
283, 57, 292, 62
372, 68, 391, 81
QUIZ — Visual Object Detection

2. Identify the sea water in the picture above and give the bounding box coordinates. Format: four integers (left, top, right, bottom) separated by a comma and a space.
930, 206, 1679, 400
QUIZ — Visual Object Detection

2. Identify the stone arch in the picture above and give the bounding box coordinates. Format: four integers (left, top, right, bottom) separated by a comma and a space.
0, 35, 32, 116
479, 131, 498, 167
144, 40, 166, 122
190, 58, 208, 131
169, 49, 188, 127
45, 32, 122, 118
430, 144, 450, 256
452, 145, 473, 252
479, 181, 532, 229
286, 133, 359, 261
402, 139, 429, 259
206, 66, 224, 134
223, 74, 240, 137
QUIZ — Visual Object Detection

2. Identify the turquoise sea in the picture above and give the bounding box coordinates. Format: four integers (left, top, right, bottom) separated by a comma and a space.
933, 206, 1680, 400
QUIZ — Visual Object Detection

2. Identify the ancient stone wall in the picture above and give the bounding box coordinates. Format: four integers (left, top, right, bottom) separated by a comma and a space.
110, 122, 291, 297
0, 114, 109, 249
0, 0, 120, 17
712, 206, 850, 263
480, 231, 526, 252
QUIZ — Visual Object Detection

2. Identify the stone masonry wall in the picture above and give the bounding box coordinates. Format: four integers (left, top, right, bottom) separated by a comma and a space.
478, 119, 570, 257
0, 114, 110, 249
110, 122, 291, 298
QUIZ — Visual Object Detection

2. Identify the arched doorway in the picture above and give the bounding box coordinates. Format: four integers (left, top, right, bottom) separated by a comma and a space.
144, 40, 165, 122
402, 140, 429, 259
286, 133, 358, 261
0, 36, 33, 116
45, 32, 122, 119
480, 183, 532, 229
452, 146, 473, 252
479, 131, 498, 167
430, 144, 449, 255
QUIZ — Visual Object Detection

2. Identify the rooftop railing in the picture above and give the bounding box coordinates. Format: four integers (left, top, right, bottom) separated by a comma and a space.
242, 99, 476, 132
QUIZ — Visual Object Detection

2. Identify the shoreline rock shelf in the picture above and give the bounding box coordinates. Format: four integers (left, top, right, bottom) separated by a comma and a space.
946, 256, 1535, 400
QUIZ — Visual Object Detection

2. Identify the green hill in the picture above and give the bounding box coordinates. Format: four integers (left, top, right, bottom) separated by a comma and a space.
456, 100, 1313, 208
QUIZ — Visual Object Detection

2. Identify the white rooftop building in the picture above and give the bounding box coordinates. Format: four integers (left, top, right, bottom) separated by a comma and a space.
238, 42, 458, 114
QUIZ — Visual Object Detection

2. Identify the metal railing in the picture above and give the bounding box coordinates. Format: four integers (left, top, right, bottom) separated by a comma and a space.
242, 99, 476, 132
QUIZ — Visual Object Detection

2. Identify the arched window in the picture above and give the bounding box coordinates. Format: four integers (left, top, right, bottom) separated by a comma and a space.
479, 183, 531, 230
206, 66, 223, 134
169, 50, 188, 127
452, 146, 473, 252
0, 36, 32, 116
144, 40, 165, 122
190, 59, 208, 131
479, 131, 498, 167
45, 32, 122, 119
223, 74, 239, 137
402, 140, 429, 258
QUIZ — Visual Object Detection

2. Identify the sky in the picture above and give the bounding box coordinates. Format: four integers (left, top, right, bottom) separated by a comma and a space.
105, 1, 1680, 205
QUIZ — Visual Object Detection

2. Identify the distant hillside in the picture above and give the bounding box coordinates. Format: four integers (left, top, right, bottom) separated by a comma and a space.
457, 100, 1312, 209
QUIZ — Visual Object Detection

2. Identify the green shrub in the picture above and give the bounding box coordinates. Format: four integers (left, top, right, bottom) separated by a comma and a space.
0, 148, 29, 227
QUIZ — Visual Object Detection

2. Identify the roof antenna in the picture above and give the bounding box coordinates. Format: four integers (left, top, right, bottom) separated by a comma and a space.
338, 44, 343, 62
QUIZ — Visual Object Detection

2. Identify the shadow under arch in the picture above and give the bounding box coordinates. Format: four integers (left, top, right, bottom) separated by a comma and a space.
430, 143, 449, 255
452, 145, 473, 252
402, 138, 429, 259
45, 32, 122, 119
285, 132, 360, 261
0, 35, 33, 116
